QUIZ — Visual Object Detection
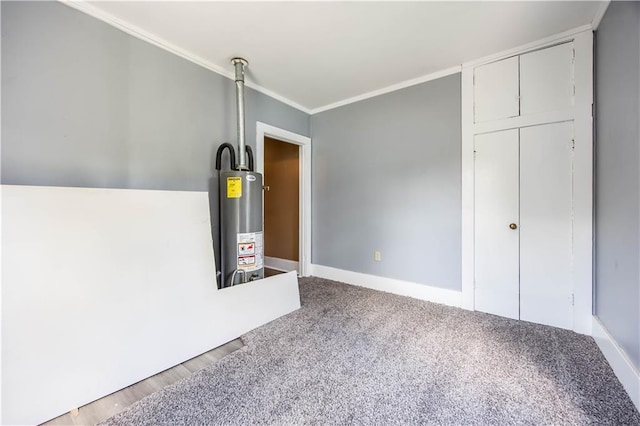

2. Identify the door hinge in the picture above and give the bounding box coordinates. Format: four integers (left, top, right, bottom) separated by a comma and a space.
572, 48, 576, 63
571, 294, 575, 306
571, 138, 575, 150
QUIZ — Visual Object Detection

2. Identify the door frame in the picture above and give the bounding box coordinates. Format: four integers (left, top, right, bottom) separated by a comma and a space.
461, 29, 593, 334
256, 122, 311, 277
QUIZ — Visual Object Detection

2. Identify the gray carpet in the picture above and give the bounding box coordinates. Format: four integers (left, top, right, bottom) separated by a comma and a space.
103, 277, 640, 425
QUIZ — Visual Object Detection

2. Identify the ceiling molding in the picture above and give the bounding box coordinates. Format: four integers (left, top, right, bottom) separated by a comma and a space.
591, 1, 611, 30
59, 0, 312, 115
462, 24, 593, 69
310, 66, 462, 115
57, 1, 602, 117
57, 1, 462, 117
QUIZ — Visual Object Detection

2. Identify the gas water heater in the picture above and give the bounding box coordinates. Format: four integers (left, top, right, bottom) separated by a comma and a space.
216, 58, 264, 288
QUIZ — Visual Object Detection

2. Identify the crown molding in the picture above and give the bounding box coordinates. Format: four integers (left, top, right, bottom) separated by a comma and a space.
310, 66, 462, 115
59, 0, 312, 115
57, 2, 603, 117
462, 24, 593, 69
57, 1, 461, 116
591, 1, 611, 31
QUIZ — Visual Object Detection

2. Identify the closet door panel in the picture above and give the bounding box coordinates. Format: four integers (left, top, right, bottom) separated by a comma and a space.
474, 129, 520, 319
520, 42, 575, 115
474, 57, 520, 123
519, 121, 573, 329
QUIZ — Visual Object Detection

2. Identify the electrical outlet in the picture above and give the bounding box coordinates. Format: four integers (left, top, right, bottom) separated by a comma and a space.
374, 251, 381, 262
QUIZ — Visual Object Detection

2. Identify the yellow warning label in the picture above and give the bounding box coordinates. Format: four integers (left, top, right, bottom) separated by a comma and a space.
227, 177, 242, 198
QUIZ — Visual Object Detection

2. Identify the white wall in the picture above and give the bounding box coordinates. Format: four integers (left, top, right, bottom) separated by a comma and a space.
1, 185, 300, 425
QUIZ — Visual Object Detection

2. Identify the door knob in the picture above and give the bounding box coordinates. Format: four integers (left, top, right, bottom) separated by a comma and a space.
509, 223, 518, 230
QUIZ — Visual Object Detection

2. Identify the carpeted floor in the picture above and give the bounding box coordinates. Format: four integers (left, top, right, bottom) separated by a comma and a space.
102, 277, 640, 425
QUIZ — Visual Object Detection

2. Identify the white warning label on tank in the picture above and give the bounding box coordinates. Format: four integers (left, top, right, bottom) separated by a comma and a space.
238, 242, 255, 256
237, 232, 264, 271
238, 256, 255, 266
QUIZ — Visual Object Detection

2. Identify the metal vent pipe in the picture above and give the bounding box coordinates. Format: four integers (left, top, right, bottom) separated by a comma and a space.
231, 58, 248, 170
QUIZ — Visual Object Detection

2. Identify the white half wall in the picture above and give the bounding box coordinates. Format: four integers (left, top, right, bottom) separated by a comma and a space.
310, 264, 462, 308
1, 185, 301, 425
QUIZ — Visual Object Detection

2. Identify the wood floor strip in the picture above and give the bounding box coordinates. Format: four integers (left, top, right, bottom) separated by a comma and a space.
41, 338, 244, 426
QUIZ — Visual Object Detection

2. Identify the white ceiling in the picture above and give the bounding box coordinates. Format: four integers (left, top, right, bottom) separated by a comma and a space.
76, 1, 605, 113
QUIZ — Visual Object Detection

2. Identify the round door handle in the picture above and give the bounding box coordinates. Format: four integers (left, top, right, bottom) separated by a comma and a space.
509, 223, 518, 230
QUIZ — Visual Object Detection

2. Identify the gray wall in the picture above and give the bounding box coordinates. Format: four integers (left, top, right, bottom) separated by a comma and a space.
311, 74, 461, 290
1, 1, 309, 190
595, 0, 640, 369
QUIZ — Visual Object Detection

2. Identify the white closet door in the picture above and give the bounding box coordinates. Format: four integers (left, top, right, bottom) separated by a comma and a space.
520, 42, 575, 115
474, 129, 520, 319
474, 56, 520, 123
520, 121, 573, 329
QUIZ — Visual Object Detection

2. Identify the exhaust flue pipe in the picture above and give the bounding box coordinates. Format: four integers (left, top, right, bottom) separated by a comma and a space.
231, 58, 248, 170
216, 57, 263, 288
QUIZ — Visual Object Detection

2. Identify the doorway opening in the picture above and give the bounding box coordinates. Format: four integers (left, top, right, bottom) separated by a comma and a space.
264, 137, 299, 276
256, 122, 311, 277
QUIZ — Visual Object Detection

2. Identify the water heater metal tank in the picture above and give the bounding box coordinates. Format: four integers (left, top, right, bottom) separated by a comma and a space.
219, 169, 264, 287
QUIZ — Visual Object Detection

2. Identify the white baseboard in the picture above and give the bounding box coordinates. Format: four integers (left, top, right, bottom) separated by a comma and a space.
310, 264, 462, 308
592, 316, 640, 412
265, 256, 299, 273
